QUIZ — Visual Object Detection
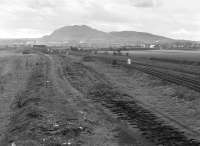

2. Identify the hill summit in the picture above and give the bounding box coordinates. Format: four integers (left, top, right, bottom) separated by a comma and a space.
42, 25, 174, 45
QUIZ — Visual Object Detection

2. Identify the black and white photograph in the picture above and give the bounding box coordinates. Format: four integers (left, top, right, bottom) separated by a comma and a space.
0, 0, 200, 145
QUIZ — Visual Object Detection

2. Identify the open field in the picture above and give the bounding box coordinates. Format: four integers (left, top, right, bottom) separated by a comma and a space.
120, 50, 200, 62
1, 48, 200, 145
100, 50, 200, 64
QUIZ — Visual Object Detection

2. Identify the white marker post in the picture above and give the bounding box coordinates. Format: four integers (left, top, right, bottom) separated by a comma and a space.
127, 58, 131, 65
11, 142, 16, 146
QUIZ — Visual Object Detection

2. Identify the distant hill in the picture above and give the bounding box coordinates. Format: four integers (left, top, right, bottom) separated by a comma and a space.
42, 25, 108, 42
110, 31, 174, 44
41, 25, 175, 45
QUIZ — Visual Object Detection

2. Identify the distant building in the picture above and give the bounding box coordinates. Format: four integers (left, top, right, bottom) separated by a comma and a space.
33, 45, 47, 48
150, 45, 156, 48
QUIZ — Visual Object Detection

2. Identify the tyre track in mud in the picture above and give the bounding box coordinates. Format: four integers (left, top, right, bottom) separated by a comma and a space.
0, 54, 91, 146
60, 55, 200, 146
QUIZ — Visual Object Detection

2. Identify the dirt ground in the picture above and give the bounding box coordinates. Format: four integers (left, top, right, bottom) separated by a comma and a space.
0, 50, 154, 146
0, 51, 37, 142
82, 55, 200, 140
1, 49, 200, 145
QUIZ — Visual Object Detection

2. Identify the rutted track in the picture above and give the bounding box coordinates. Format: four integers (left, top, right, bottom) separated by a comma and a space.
1, 54, 90, 146
88, 84, 200, 146
59, 55, 200, 146
94, 55, 200, 92
130, 60, 200, 76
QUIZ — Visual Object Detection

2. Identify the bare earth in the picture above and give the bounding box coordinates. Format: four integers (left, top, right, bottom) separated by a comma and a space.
1, 49, 200, 146
0, 50, 154, 146
83, 55, 200, 139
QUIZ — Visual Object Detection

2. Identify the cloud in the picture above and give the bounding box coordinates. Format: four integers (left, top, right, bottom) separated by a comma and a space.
171, 28, 190, 35
169, 29, 200, 41
0, 0, 199, 40
130, 0, 162, 8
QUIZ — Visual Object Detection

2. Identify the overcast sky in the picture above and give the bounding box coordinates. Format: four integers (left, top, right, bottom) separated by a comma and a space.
0, 0, 199, 40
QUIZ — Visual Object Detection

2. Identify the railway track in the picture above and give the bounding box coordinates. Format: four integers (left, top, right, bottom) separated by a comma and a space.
88, 83, 200, 146
59, 55, 200, 145
131, 61, 200, 76
94, 55, 200, 92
